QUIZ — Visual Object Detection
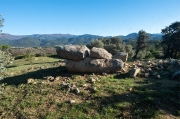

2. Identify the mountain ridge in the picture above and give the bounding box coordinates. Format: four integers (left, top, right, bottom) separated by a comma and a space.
0, 33, 163, 47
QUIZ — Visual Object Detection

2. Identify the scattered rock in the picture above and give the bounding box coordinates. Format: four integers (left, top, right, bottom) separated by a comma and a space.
156, 75, 161, 79
145, 73, 149, 77
60, 82, 70, 88
102, 72, 108, 76
153, 72, 158, 76
56, 45, 90, 61
112, 52, 128, 62
69, 100, 76, 104
47, 76, 55, 82
59, 59, 65, 62
91, 87, 97, 93
146, 60, 151, 64
88, 86, 97, 93
27, 78, 35, 84
55, 76, 61, 81
83, 84, 88, 87
129, 68, 141, 77
74, 88, 80, 94
89, 77, 96, 83
90, 47, 112, 59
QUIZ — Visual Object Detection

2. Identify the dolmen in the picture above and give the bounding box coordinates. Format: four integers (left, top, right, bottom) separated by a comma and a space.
56, 45, 125, 73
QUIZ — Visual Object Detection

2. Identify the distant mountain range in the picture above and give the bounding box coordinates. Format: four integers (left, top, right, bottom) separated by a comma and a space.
0, 33, 163, 47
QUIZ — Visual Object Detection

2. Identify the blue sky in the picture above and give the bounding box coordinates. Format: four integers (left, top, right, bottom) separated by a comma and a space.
0, 0, 180, 36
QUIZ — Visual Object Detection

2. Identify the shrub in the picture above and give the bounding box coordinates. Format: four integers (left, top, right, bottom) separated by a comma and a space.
0, 50, 14, 79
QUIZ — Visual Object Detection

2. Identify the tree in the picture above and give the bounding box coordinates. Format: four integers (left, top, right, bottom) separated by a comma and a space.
133, 30, 150, 59
0, 15, 4, 34
2, 44, 11, 51
161, 21, 180, 58
88, 39, 104, 48
25, 48, 35, 65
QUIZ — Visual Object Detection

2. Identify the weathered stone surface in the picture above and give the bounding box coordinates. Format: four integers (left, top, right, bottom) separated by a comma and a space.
66, 57, 124, 73
113, 52, 128, 62
56, 45, 90, 61
172, 71, 180, 80
129, 68, 141, 77
90, 47, 112, 59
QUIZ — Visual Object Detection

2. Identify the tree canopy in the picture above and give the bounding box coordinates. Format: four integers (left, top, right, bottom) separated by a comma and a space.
0, 15, 4, 34
161, 21, 180, 58
133, 30, 150, 59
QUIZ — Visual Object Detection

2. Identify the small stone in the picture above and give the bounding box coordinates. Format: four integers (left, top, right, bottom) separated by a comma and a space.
60, 82, 69, 88
153, 72, 158, 76
27, 78, 34, 84
145, 73, 149, 77
83, 84, 88, 87
156, 75, 161, 79
69, 100, 76, 104
141, 68, 145, 73
55, 76, 61, 80
70, 84, 76, 88
92, 87, 97, 92
74, 88, 80, 94
89, 87, 97, 93
47, 76, 54, 82
102, 72, 107, 76
147, 60, 151, 64
89, 77, 96, 83
129, 68, 141, 77
40, 66, 44, 69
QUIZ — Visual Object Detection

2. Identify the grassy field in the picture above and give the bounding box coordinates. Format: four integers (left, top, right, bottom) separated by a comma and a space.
0, 56, 180, 119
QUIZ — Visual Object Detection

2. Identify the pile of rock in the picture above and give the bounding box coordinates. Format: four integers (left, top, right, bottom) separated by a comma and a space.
127, 59, 180, 79
56, 45, 126, 73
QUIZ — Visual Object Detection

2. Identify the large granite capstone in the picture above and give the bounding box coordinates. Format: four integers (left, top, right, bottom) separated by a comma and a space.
56, 45, 90, 61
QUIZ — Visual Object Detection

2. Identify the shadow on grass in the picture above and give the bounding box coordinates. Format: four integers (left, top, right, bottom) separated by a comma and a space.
24, 61, 58, 65
64, 78, 180, 118
113, 73, 130, 79
0, 66, 70, 86
94, 78, 180, 118
6, 65, 17, 68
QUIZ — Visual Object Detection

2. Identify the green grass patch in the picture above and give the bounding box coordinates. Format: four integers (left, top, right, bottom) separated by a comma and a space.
0, 57, 179, 118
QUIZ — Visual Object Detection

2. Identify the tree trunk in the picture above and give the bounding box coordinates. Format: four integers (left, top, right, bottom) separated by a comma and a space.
174, 51, 178, 59
133, 50, 139, 59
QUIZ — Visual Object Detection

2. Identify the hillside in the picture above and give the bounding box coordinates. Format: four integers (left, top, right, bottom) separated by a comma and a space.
0, 33, 163, 47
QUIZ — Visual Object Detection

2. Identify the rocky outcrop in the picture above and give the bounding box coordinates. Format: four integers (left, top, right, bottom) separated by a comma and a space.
56, 45, 127, 73
113, 52, 128, 62
66, 57, 123, 73
56, 45, 90, 61
90, 47, 112, 59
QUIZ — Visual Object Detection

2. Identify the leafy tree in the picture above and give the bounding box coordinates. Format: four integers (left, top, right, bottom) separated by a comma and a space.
2, 44, 11, 51
125, 45, 134, 58
88, 39, 104, 48
161, 21, 180, 58
133, 30, 150, 59
25, 49, 35, 65
0, 15, 4, 34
